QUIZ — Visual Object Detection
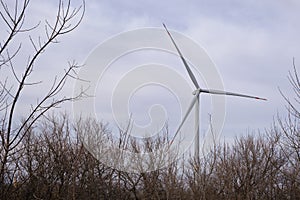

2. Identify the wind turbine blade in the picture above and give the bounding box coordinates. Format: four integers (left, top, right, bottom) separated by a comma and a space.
163, 23, 200, 89
201, 89, 267, 100
169, 94, 199, 146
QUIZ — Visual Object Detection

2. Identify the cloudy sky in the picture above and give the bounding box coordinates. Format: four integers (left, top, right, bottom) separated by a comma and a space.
1, 0, 299, 147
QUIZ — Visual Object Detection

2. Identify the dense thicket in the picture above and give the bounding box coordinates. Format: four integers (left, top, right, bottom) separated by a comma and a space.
1, 68, 299, 199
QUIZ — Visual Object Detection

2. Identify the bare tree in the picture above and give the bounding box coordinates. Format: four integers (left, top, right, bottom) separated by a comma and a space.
0, 0, 85, 198
277, 59, 300, 199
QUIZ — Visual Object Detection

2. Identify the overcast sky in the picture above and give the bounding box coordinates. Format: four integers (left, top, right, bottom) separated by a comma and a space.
1, 0, 300, 146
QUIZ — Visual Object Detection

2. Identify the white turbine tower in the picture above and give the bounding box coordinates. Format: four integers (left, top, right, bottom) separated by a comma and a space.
163, 24, 267, 160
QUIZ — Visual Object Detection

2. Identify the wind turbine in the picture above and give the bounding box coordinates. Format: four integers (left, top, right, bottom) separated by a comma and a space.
163, 24, 267, 160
